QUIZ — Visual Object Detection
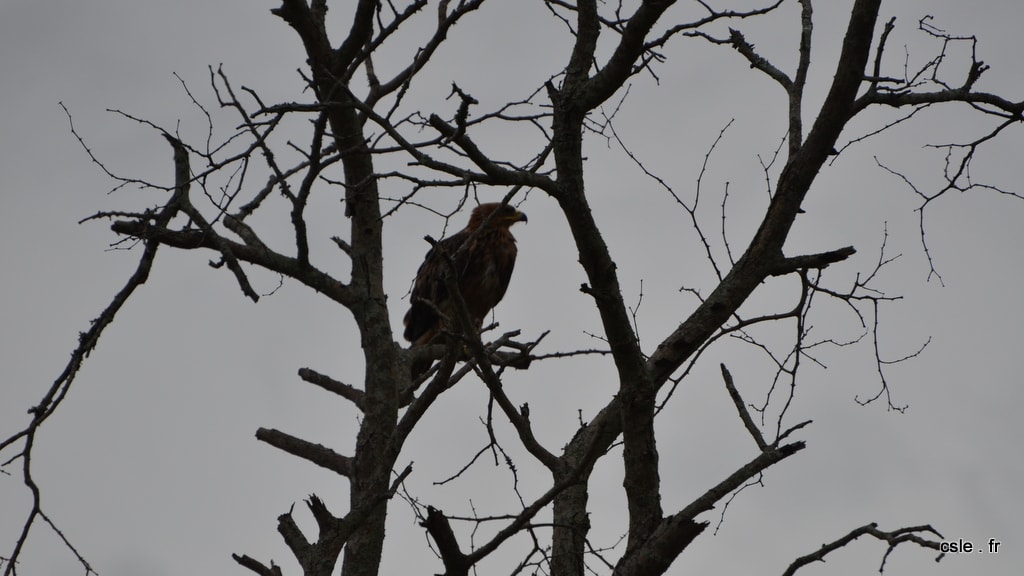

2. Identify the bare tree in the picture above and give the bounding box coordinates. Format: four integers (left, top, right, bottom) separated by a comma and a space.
3, 1, 1021, 576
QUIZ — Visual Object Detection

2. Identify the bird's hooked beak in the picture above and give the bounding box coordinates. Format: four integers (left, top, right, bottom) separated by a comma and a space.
513, 210, 528, 224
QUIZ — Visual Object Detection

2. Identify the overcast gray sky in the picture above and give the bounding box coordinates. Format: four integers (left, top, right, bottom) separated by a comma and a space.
2, 1, 1023, 575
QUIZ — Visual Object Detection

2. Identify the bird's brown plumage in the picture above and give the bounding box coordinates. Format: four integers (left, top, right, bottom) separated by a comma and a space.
403, 203, 527, 347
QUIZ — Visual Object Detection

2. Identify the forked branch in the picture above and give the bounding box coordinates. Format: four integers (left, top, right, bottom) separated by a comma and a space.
782, 523, 943, 575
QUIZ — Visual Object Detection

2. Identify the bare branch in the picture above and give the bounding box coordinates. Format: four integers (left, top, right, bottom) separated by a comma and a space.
298, 367, 365, 409
771, 246, 857, 276
648, 0, 785, 52
727, 28, 792, 89
110, 219, 354, 307
420, 506, 469, 576
720, 364, 767, 451
782, 523, 943, 576
614, 442, 805, 576
1, 133, 194, 576
232, 554, 285, 576
364, 1, 486, 107
255, 428, 353, 477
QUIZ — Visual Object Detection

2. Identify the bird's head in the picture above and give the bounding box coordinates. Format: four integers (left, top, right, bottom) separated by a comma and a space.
469, 202, 528, 229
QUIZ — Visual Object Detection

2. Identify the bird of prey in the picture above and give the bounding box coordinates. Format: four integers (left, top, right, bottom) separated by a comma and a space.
403, 202, 527, 349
